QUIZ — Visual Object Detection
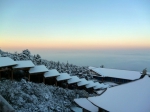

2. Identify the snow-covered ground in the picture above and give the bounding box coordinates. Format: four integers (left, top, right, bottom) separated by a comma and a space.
0, 79, 96, 112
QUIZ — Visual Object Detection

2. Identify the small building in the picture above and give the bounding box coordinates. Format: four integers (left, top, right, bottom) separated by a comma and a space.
12, 60, 35, 80
44, 69, 60, 85
29, 65, 49, 82
77, 78, 89, 90
67, 76, 81, 84
85, 81, 98, 93
56, 73, 71, 87
0, 57, 17, 80
67, 76, 81, 89
89, 67, 142, 84
77, 78, 89, 87
86, 81, 97, 89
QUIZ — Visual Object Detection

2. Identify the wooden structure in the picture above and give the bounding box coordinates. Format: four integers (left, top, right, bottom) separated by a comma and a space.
89, 67, 142, 84
12, 60, 35, 80
67, 76, 81, 89
0, 57, 17, 80
28, 65, 49, 82
56, 73, 71, 88
43, 69, 60, 85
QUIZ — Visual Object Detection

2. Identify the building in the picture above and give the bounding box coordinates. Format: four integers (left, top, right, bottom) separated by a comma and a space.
0, 57, 17, 80
29, 65, 49, 82
12, 60, 35, 80
44, 69, 60, 85
89, 67, 142, 84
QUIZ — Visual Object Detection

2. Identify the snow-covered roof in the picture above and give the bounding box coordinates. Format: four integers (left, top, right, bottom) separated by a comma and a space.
94, 83, 109, 90
56, 73, 71, 81
13, 60, 34, 69
91, 67, 141, 80
88, 76, 150, 112
71, 106, 82, 112
0, 57, 17, 68
67, 76, 81, 84
44, 69, 60, 78
29, 65, 48, 74
96, 90, 105, 95
88, 66, 96, 70
74, 98, 98, 112
85, 81, 97, 88
95, 82, 100, 85
77, 78, 89, 86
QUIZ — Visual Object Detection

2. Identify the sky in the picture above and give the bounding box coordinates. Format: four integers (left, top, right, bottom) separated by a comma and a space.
0, 0, 150, 52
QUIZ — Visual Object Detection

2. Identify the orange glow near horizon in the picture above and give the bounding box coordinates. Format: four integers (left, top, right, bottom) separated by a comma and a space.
1, 37, 150, 51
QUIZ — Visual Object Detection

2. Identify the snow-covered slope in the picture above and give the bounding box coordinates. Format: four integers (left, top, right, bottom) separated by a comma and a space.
0, 79, 96, 112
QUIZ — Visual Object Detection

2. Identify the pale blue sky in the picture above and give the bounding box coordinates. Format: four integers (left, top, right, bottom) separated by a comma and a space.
0, 0, 150, 50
